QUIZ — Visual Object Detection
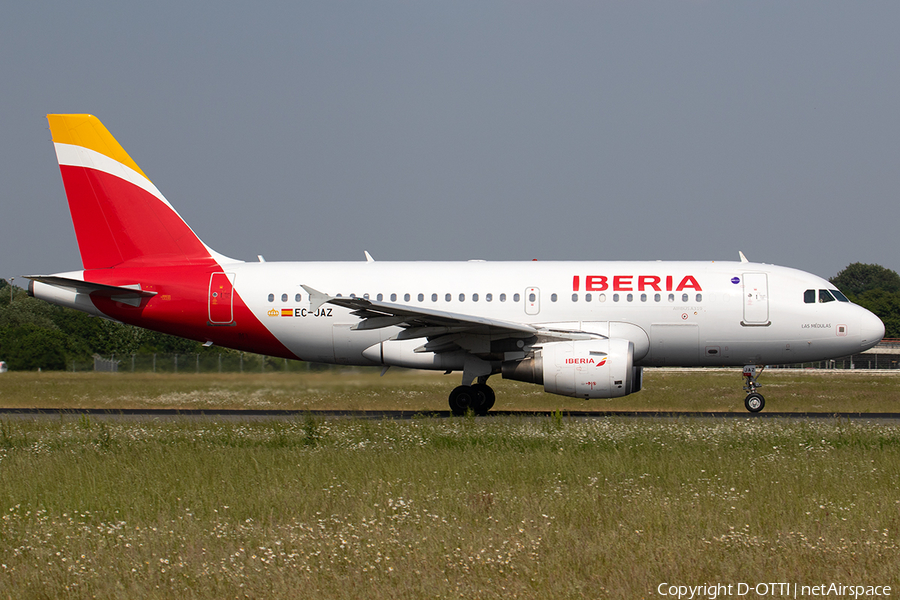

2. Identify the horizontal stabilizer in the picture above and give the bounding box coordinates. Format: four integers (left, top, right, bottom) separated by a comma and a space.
26, 275, 157, 301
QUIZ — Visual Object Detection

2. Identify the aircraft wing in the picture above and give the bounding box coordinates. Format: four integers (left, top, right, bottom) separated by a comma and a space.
302, 285, 596, 357
303, 285, 535, 337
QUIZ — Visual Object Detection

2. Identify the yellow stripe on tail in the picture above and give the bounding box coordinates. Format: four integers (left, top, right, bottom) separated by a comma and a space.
47, 114, 149, 180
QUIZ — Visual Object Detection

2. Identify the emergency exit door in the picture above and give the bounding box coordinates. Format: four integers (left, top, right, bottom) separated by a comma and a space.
525, 287, 540, 315
209, 272, 235, 324
742, 273, 769, 325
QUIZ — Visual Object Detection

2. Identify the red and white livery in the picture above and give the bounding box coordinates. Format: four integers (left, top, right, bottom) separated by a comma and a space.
28, 115, 885, 413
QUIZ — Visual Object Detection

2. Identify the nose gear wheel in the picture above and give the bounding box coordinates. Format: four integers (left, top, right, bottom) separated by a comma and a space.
742, 365, 766, 413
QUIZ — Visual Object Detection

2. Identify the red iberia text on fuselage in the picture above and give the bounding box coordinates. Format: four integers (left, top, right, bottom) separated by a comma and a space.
572, 275, 702, 292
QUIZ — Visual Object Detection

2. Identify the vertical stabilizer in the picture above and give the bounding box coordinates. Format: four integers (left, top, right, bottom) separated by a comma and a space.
48, 114, 220, 269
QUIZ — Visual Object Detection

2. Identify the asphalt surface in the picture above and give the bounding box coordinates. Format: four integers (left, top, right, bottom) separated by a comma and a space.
1, 408, 899, 422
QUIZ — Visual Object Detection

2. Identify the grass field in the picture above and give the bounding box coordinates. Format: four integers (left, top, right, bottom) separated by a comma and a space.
1, 371, 899, 599
1, 368, 900, 413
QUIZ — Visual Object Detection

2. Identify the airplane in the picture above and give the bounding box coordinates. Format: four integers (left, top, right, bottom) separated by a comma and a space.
27, 114, 885, 414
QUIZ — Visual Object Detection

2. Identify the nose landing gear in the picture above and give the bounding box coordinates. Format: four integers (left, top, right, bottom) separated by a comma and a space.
742, 365, 765, 413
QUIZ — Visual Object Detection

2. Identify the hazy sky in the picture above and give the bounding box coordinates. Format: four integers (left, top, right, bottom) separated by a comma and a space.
2, 2, 899, 284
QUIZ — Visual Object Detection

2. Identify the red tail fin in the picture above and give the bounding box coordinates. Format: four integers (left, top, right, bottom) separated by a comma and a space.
48, 114, 217, 269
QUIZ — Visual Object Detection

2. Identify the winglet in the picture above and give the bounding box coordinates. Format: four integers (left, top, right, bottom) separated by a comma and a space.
301, 285, 333, 312
364, 251, 375, 263
739, 251, 749, 263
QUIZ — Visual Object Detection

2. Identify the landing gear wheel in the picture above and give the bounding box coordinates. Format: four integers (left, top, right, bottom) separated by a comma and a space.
470, 384, 495, 415
744, 392, 765, 413
741, 365, 765, 413
449, 385, 473, 416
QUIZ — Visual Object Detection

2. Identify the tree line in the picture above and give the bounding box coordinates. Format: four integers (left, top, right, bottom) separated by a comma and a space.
828, 263, 900, 340
1, 263, 898, 371
0, 279, 217, 371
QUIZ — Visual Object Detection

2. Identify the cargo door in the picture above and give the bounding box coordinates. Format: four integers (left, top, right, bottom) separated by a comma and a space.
650, 323, 699, 365
742, 273, 769, 325
208, 272, 235, 324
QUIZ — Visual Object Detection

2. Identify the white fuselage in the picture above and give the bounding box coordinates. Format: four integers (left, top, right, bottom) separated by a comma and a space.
225, 259, 883, 368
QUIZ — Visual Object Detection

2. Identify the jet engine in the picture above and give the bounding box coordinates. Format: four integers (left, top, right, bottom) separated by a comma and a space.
502, 339, 642, 399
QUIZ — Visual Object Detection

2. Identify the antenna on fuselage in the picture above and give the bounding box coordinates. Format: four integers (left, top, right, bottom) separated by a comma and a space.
739, 251, 749, 263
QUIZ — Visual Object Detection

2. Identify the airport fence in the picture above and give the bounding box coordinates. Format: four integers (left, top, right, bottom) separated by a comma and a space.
73, 341, 900, 373
771, 355, 898, 370
773, 339, 900, 370
71, 353, 338, 374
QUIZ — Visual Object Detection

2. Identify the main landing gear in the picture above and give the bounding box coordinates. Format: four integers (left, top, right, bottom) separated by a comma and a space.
448, 381, 496, 416
742, 365, 765, 413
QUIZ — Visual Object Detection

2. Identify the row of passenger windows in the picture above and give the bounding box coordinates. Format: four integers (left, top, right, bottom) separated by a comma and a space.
803, 289, 850, 304
267, 291, 704, 304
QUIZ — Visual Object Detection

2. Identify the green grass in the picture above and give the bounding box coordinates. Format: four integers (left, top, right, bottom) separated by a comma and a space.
1, 416, 899, 599
1, 368, 899, 412
1, 371, 900, 598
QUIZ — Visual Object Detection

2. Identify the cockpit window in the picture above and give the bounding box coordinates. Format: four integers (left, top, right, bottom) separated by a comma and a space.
804, 289, 815, 304
818, 289, 836, 303
830, 289, 850, 302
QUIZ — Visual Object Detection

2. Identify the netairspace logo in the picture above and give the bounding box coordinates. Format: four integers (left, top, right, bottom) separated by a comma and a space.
656, 582, 892, 599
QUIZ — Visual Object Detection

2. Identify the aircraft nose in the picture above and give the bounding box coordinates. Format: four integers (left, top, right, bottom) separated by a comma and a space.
859, 308, 885, 352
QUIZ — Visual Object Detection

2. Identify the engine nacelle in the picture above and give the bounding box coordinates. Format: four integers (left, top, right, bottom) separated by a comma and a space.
502, 339, 640, 399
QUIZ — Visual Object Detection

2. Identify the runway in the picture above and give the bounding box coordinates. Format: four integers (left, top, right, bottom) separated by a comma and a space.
2, 408, 899, 422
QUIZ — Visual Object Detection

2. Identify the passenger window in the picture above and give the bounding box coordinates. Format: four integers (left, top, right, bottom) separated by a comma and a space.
551, 293, 558, 302
431, 293, 438, 302
572, 293, 578, 302
377, 293, 383, 301
831, 289, 850, 302
696, 293, 702, 302
529, 293, 536, 302
654, 293, 661, 302
682, 293, 689, 302
281, 294, 288, 302
364, 293, 370, 300
295, 293, 302, 302
486, 293, 493, 302
668, 293, 675, 302
627, 293, 633, 302
417, 293, 424, 302
513, 293, 520, 302
819, 289, 835, 303
585, 293, 592, 302
500, 293, 507, 302
473, 293, 479, 302
268, 293, 274, 302
459, 293, 466, 302
640, 293, 647, 302
390, 293, 397, 302
404, 293, 411, 302
804, 289, 816, 304
598, 294, 606, 302
445, 293, 451, 302
613, 293, 620, 302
